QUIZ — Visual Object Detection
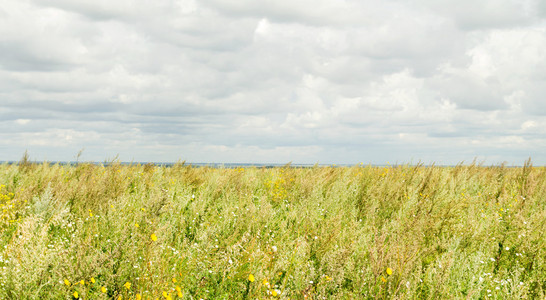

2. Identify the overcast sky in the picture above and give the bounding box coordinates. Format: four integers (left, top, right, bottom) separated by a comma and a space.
1, 0, 546, 165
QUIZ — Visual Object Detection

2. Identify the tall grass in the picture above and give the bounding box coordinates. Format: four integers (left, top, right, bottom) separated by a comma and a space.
0, 161, 544, 299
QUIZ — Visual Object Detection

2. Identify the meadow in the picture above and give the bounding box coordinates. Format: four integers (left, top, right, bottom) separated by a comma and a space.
0, 161, 544, 299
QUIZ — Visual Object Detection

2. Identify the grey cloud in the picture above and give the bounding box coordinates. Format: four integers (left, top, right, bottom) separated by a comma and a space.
0, 42, 74, 72
31, 0, 170, 21
428, 74, 507, 111
521, 84, 546, 115
541, 1, 546, 17
32, 0, 121, 20
408, 0, 537, 30
427, 127, 504, 139
1, 99, 124, 115
200, 0, 365, 26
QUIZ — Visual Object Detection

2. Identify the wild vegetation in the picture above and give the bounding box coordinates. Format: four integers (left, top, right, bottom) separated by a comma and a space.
0, 160, 544, 299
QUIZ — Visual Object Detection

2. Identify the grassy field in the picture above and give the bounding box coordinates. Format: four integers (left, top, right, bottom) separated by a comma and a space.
0, 161, 545, 299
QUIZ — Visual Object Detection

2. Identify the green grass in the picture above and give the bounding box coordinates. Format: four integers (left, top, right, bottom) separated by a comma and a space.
0, 161, 545, 299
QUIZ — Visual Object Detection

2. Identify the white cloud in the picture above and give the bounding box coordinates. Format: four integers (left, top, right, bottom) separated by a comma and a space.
521, 120, 538, 130
15, 119, 31, 125
1, 0, 546, 164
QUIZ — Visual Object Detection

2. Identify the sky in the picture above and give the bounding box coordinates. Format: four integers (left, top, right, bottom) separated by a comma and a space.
1, 0, 546, 165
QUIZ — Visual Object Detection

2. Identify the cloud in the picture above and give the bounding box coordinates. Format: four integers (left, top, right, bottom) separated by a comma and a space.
1, 0, 546, 164
408, 0, 539, 30
32, 0, 177, 21
200, 0, 365, 26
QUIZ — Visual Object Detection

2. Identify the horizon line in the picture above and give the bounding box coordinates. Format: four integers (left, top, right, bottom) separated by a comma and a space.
0, 160, 535, 168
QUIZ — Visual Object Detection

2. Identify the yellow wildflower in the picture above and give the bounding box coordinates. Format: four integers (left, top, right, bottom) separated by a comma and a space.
101, 286, 107, 293
80, 280, 85, 285
248, 274, 255, 282
136, 294, 142, 300
176, 286, 183, 297
272, 289, 278, 296
64, 279, 71, 286
381, 276, 387, 283
124, 282, 131, 289
73, 291, 79, 298
151, 233, 157, 241
90, 277, 96, 284
135, 223, 139, 228
387, 268, 392, 276
172, 277, 177, 283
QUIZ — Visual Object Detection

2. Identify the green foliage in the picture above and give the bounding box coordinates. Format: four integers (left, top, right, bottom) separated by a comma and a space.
0, 162, 544, 299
